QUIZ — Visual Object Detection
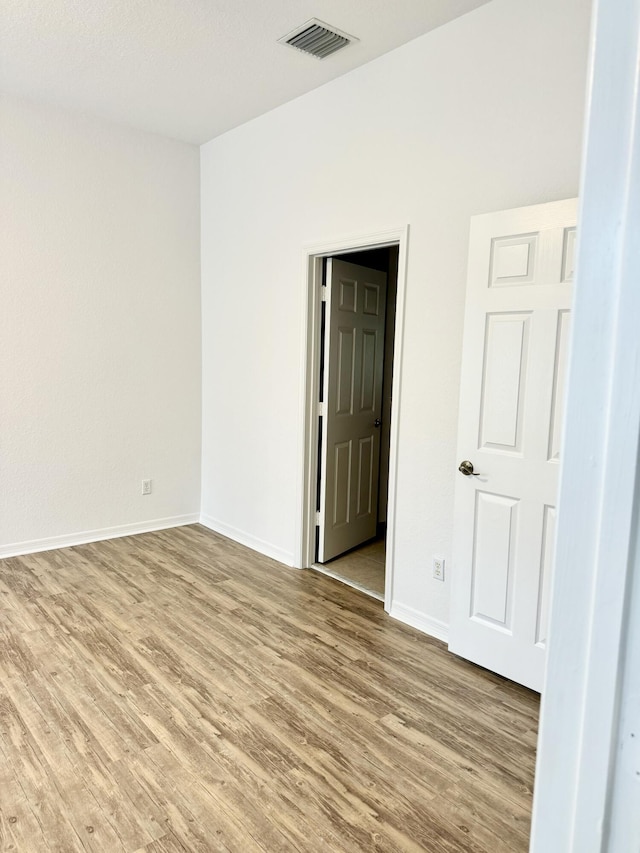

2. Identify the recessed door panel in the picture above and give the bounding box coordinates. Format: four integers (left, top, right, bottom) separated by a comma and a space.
472, 492, 518, 628
548, 310, 571, 462
336, 328, 355, 416
562, 228, 577, 282
356, 436, 374, 518
536, 505, 556, 647
479, 313, 530, 452
363, 283, 380, 316
360, 329, 377, 412
339, 279, 357, 312
489, 233, 538, 286
332, 441, 351, 528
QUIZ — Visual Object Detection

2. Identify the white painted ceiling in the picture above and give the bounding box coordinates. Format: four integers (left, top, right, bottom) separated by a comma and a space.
0, 0, 489, 145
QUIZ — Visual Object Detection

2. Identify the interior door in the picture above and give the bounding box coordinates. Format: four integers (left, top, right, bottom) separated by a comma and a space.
450, 198, 577, 692
318, 258, 387, 562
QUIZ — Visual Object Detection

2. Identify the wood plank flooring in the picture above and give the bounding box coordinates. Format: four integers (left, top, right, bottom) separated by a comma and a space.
0, 524, 539, 852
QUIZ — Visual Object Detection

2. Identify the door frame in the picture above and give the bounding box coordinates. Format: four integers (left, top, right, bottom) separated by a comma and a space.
296, 225, 410, 612
531, 0, 640, 847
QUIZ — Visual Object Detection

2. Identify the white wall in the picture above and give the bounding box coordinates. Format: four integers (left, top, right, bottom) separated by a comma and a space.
200, 0, 591, 630
0, 94, 202, 555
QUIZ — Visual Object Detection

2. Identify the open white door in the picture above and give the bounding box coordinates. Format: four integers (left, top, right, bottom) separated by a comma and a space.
450, 198, 577, 692
318, 258, 387, 562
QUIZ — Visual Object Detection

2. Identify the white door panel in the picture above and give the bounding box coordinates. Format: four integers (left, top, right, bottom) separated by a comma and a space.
450, 198, 577, 692
319, 259, 387, 562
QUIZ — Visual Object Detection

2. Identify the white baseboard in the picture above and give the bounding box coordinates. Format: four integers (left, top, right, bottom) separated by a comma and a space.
0, 514, 200, 560
389, 602, 449, 644
199, 514, 295, 567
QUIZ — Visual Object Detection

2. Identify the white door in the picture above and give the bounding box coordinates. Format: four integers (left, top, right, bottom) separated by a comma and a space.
450, 198, 577, 692
318, 258, 387, 562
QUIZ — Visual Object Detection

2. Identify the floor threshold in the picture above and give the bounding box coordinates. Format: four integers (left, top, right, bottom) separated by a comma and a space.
310, 562, 384, 602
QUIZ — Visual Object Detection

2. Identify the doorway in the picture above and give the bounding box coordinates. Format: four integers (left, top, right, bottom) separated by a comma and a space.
298, 226, 409, 611
313, 247, 397, 600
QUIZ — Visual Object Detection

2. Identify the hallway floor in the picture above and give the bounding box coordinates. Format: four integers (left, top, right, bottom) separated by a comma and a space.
314, 537, 385, 600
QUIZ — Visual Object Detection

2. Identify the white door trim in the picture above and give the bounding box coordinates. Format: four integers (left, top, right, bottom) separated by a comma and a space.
531, 0, 640, 849
295, 225, 410, 614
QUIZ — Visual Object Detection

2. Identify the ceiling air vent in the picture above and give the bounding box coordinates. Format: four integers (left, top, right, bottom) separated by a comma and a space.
278, 19, 357, 60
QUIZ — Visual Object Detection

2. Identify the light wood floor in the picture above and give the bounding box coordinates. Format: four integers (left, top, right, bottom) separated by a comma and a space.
0, 524, 539, 852
315, 537, 386, 600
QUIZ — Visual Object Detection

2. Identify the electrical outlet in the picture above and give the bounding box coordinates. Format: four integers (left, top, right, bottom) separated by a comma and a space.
433, 556, 445, 581
141, 479, 152, 496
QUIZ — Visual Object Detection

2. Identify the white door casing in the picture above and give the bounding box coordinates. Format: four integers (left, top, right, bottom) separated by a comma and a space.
532, 0, 640, 847
450, 198, 577, 693
318, 258, 387, 562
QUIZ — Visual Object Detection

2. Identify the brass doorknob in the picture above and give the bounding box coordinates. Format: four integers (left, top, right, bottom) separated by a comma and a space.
458, 460, 480, 476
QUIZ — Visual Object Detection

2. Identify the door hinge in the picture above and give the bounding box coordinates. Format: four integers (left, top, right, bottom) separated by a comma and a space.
321, 286, 327, 302
317, 401, 326, 417
315, 511, 321, 525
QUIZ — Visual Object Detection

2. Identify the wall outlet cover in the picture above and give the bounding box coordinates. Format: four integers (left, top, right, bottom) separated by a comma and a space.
433, 556, 445, 581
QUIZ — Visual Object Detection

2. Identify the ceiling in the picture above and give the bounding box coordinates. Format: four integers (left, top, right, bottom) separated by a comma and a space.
0, 0, 490, 145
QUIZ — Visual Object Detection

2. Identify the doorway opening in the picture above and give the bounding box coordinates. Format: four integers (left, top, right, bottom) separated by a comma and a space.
298, 226, 409, 611
313, 246, 397, 600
